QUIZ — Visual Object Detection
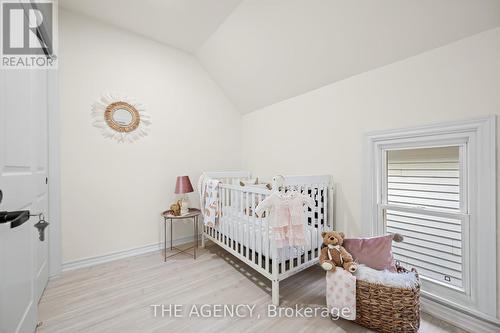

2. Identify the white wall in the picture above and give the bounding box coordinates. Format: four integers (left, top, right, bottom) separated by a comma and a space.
242, 27, 500, 318
59, 10, 241, 263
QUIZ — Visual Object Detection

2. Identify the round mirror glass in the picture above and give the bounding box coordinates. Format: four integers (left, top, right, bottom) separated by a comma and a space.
104, 101, 140, 133
112, 108, 133, 126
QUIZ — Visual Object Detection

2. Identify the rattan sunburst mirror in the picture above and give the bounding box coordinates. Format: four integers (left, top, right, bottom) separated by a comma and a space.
92, 94, 151, 142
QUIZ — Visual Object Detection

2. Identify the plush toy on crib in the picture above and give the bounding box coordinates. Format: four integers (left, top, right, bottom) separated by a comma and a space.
319, 231, 358, 273
239, 177, 272, 190
239, 177, 272, 217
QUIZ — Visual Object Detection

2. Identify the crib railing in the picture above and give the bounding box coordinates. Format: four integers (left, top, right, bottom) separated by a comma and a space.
203, 174, 333, 280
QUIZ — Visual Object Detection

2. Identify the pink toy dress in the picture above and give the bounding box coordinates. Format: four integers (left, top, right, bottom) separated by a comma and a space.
255, 191, 315, 248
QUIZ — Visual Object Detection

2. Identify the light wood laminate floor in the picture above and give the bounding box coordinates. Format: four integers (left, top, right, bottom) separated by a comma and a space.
38, 243, 468, 333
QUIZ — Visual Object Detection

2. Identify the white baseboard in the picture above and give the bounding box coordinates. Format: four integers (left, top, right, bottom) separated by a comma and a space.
62, 235, 200, 272
422, 297, 500, 333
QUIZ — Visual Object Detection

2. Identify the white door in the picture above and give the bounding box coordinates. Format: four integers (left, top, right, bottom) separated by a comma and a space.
0, 68, 50, 333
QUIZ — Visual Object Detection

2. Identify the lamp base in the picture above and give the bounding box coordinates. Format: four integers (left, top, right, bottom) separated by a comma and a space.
180, 197, 189, 215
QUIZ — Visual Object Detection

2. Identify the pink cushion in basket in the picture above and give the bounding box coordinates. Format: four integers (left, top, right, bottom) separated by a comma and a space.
343, 235, 396, 271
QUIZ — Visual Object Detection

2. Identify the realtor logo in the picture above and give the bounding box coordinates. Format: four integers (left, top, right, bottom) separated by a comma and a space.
1, 0, 57, 68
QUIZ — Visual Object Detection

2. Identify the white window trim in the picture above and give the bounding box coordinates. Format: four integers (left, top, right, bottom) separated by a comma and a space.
362, 116, 496, 321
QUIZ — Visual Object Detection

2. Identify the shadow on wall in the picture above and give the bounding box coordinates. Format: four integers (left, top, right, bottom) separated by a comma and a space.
331, 183, 357, 236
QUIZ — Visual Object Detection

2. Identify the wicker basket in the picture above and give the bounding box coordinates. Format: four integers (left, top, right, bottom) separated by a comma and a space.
355, 266, 420, 333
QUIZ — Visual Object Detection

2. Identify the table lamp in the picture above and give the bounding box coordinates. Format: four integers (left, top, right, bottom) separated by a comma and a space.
175, 176, 194, 215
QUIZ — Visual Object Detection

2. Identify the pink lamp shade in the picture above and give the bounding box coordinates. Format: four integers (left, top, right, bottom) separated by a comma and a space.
174, 176, 194, 194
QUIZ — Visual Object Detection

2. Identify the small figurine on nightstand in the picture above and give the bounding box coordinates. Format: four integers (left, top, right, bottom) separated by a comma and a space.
174, 175, 194, 216
169, 200, 182, 216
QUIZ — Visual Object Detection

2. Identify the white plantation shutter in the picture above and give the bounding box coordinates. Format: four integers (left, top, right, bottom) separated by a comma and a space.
383, 147, 467, 290
387, 160, 459, 211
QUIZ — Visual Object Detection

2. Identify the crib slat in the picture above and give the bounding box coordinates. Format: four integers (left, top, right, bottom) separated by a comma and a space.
265, 197, 270, 273
218, 187, 221, 244
240, 190, 244, 256
297, 186, 305, 267
233, 188, 236, 252
257, 193, 263, 268
228, 187, 231, 244
244, 191, 249, 260
232, 187, 236, 250
221, 188, 229, 245
215, 187, 219, 243
229, 187, 233, 249
250, 192, 255, 263
317, 184, 323, 259
218, 187, 222, 244
254, 192, 258, 264
225, 187, 229, 245
248, 192, 257, 262
231, 187, 234, 248
309, 186, 315, 261
281, 232, 286, 275
223, 187, 226, 243
223, 187, 227, 245
225, 186, 228, 247
243, 191, 247, 259
312, 184, 317, 260
243, 190, 246, 257
235, 188, 238, 251
240, 189, 243, 254
249, 192, 253, 263
218, 186, 221, 244
324, 184, 329, 229
248, 191, 252, 262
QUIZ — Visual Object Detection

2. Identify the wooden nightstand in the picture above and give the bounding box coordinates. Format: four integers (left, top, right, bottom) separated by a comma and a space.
161, 208, 201, 261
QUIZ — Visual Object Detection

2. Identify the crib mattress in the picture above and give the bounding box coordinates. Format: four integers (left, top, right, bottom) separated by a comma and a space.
206, 208, 321, 262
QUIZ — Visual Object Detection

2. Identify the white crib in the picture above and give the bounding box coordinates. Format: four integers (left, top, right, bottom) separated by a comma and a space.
200, 171, 333, 305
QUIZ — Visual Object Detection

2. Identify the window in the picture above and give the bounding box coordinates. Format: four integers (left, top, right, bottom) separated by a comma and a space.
364, 117, 496, 320
383, 146, 466, 290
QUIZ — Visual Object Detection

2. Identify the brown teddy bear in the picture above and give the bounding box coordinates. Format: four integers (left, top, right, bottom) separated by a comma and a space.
319, 231, 357, 273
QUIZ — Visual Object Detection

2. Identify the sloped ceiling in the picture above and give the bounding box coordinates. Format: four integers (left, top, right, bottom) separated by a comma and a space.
198, 0, 500, 113
59, 0, 243, 53
60, 0, 500, 114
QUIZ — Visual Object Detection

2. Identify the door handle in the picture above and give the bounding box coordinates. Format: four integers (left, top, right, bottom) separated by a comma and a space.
0, 210, 30, 228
